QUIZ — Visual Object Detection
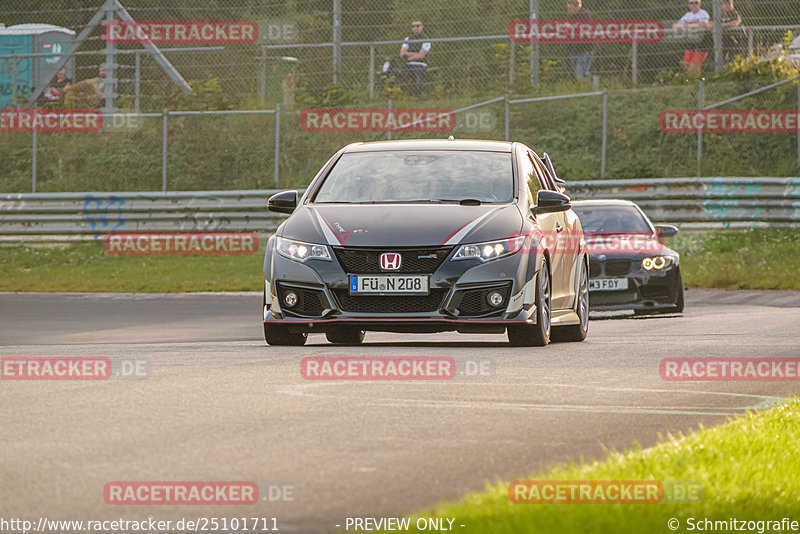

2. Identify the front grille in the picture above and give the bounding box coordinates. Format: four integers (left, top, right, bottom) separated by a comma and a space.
604, 259, 632, 276
333, 289, 447, 314
457, 284, 512, 317
589, 260, 602, 277
276, 284, 326, 317
639, 284, 670, 299
589, 290, 637, 305
334, 247, 453, 274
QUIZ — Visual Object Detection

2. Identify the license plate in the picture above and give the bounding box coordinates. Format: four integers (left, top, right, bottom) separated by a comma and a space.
349, 275, 429, 295
589, 278, 629, 292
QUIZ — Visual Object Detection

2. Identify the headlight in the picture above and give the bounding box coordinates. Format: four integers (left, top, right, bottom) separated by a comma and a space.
642, 256, 674, 270
452, 236, 525, 262
276, 236, 332, 262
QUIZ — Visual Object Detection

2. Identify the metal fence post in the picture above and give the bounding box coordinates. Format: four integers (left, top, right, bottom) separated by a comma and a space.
369, 44, 375, 100
274, 103, 281, 188
697, 80, 704, 177
332, 0, 342, 84
259, 48, 267, 107
601, 88, 608, 179
712, 0, 723, 73
529, 0, 540, 85
631, 41, 638, 85
134, 51, 141, 113
162, 108, 168, 192
102, 1, 117, 114
509, 40, 515, 88
387, 98, 393, 140
32, 126, 38, 193
504, 94, 510, 141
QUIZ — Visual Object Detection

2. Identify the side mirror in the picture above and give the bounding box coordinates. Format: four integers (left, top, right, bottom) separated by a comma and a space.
268, 190, 299, 214
655, 224, 679, 238
532, 190, 571, 215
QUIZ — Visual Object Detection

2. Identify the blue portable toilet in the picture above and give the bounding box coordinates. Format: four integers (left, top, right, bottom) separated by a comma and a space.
0, 23, 76, 107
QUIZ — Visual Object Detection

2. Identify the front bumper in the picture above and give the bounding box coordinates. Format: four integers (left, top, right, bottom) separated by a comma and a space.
264, 243, 541, 334
588, 255, 681, 312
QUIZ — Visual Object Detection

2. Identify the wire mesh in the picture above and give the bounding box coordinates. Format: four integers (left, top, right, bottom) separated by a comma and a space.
0, 0, 798, 193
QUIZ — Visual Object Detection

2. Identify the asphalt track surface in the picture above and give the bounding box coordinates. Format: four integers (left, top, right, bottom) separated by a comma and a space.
2, 290, 800, 533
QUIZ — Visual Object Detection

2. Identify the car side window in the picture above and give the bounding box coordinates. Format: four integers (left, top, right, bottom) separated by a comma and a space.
519, 153, 542, 207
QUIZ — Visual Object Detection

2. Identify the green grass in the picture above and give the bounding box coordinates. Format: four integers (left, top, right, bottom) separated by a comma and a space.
374, 399, 800, 533
667, 229, 800, 290
0, 240, 265, 293
1, 229, 798, 292
2, 79, 799, 194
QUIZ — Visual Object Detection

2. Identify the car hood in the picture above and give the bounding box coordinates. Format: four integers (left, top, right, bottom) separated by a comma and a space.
281, 204, 523, 247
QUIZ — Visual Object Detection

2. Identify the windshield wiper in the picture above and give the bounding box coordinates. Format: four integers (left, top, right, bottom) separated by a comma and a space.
435, 198, 483, 205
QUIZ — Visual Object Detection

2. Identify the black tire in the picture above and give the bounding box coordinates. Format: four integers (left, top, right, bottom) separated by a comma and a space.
264, 323, 307, 346
508, 260, 551, 347
326, 329, 366, 345
551, 258, 589, 342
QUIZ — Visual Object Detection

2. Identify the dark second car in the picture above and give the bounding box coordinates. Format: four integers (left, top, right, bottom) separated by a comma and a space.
263, 139, 589, 346
572, 200, 684, 315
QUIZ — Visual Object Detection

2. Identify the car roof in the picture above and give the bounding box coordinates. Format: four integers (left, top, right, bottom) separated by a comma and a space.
343, 139, 514, 153
572, 199, 639, 207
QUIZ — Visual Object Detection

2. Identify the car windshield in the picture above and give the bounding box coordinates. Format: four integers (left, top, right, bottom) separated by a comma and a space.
574, 205, 653, 234
312, 150, 514, 204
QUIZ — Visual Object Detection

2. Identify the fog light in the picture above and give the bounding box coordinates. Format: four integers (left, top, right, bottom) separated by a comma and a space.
487, 291, 504, 307
284, 291, 298, 307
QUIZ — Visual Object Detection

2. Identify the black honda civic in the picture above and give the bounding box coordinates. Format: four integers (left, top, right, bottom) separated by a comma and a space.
572, 200, 684, 315
263, 139, 589, 346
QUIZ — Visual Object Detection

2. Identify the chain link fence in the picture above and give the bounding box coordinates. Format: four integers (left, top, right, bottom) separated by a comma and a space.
0, 0, 798, 193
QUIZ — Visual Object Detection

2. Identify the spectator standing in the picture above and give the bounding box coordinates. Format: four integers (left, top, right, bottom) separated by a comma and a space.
720, 0, 746, 60
673, 0, 712, 73
566, 0, 594, 80
400, 20, 431, 96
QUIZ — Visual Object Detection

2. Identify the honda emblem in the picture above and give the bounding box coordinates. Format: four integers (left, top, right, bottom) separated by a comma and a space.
380, 253, 402, 271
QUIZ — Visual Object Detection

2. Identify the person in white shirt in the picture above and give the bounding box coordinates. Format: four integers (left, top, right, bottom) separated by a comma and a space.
673, 0, 712, 72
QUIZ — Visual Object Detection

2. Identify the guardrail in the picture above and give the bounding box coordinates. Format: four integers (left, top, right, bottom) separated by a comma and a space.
569, 177, 800, 229
1, 177, 798, 242
0, 190, 286, 242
